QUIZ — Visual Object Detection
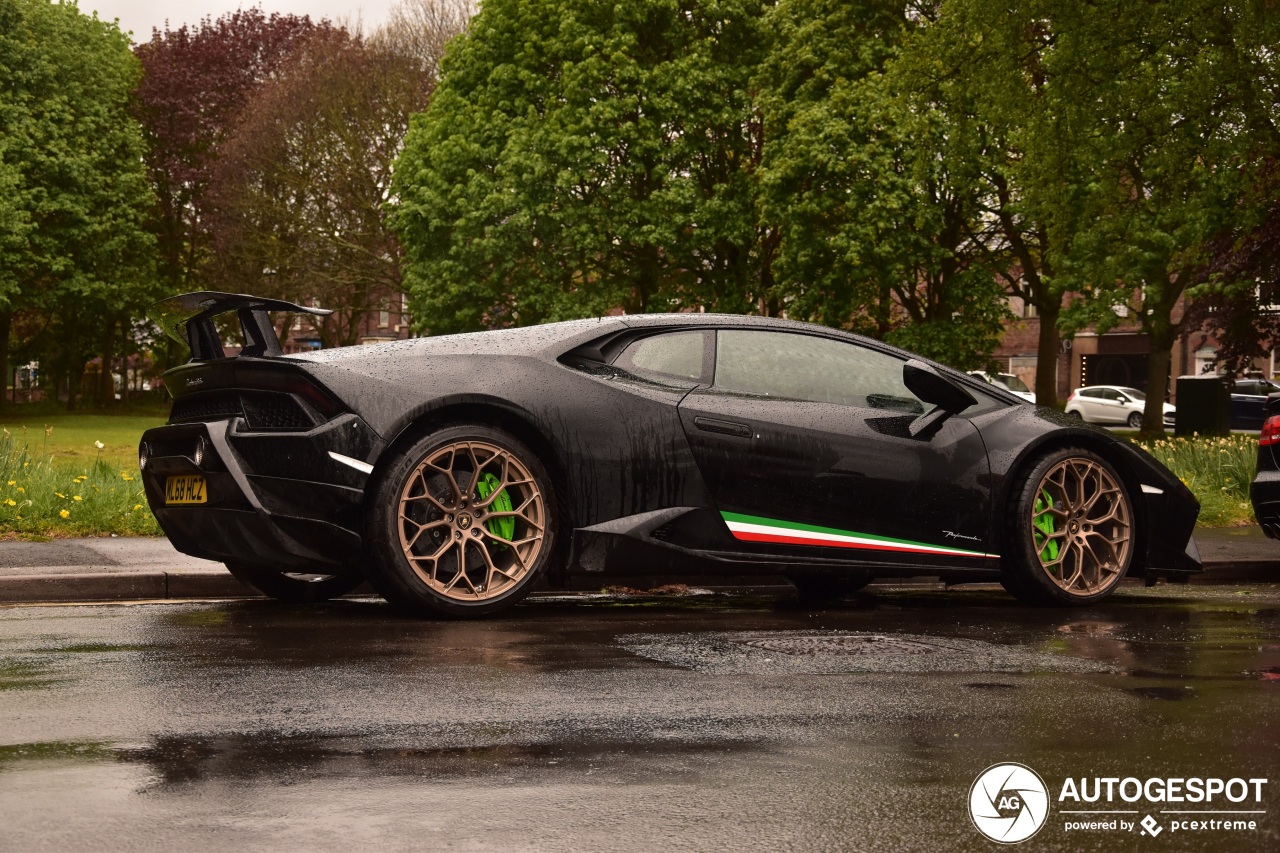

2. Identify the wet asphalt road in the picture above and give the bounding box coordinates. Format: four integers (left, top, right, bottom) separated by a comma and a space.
1, 585, 1278, 852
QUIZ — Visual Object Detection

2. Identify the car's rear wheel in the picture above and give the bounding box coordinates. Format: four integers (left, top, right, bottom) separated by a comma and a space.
1001, 448, 1134, 605
787, 572, 872, 602
1127, 412, 1143, 428
225, 562, 364, 603
365, 425, 557, 617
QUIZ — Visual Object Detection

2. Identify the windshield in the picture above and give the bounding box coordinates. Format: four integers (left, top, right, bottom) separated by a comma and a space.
1120, 387, 1146, 401
996, 374, 1031, 393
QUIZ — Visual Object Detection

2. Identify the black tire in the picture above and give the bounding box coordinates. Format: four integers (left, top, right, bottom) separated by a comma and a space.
1127, 412, 1143, 429
1066, 410, 1084, 420
225, 562, 364, 603
365, 425, 559, 618
787, 572, 872, 602
1001, 447, 1134, 606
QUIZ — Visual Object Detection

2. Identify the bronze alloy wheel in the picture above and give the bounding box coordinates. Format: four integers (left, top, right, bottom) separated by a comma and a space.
395, 439, 546, 602
1028, 457, 1132, 595
1002, 447, 1137, 606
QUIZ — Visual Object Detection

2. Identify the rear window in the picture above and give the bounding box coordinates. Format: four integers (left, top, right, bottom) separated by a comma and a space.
613, 331, 708, 384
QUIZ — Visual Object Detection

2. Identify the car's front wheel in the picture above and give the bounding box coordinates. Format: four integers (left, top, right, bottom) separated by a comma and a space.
1001, 448, 1134, 605
1127, 412, 1143, 429
365, 425, 557, 618
225, 562, 364, 603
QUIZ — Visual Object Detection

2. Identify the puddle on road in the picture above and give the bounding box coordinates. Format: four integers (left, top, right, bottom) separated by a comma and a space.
617, 630, 1115, 675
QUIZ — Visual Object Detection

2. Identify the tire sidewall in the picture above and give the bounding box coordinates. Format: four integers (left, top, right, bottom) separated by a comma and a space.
1128, 412, 1143, 428
365, 424, 558, 617
1004, 447, 1134, 606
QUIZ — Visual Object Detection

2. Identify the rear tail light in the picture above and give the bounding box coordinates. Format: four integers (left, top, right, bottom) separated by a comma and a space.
1261, 415, 1280, 446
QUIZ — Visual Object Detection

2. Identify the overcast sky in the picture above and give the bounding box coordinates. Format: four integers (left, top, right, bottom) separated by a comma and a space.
84, 1, 399, 42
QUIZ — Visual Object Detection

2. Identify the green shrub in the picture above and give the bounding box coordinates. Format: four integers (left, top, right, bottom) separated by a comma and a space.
1136, 434, 1258, 527
0, 436, 159, 538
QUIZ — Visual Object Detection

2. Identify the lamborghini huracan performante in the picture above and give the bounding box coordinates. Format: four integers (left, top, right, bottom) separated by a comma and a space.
139, 293, 1202, 616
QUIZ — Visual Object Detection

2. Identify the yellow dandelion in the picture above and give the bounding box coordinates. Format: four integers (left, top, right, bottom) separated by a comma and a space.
72, 495, 82, 501
55, 491, 65, 498
59, 509, 69, 519
6, 480, 13, 486
16, 487, 24, 493
121, 474, 134, 482
4, 499, 14, 506
132, 504, 143, 511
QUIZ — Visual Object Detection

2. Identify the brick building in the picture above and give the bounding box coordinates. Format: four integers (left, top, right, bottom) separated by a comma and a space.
993, 295, 1273, 403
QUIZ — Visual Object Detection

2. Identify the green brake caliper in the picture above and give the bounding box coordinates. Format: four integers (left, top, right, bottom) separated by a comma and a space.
475, 472, 514, 541
1032, 488, 1059, 562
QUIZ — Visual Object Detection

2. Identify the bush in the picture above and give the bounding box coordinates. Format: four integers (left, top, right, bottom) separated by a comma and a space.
0, 436, 159, 538
1137, 434, 1258, 527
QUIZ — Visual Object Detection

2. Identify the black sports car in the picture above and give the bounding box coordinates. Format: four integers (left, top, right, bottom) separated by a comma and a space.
140, 292, 1202, 616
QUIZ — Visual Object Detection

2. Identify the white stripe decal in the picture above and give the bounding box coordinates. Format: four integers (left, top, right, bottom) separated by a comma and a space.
724, 518, 997, 559
328, 451, 374, 475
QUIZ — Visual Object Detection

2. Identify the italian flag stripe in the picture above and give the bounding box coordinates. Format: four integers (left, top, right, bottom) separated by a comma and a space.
722, 511, 996, 559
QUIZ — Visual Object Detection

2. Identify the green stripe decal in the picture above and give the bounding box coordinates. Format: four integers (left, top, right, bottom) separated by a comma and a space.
721, 511, 995, 559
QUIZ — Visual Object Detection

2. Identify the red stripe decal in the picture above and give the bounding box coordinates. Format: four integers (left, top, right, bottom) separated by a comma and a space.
731, 529, 929, 554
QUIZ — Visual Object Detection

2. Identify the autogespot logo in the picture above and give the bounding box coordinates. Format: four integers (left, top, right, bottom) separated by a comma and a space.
969, 763, 1051, 844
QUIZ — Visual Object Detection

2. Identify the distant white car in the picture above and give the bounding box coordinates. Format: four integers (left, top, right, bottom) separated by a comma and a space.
968, 371, 1036, 404
1065, 385, 1175, 429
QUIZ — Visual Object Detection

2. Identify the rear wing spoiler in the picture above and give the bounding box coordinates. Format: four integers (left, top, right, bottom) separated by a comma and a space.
149, 291, 332, 360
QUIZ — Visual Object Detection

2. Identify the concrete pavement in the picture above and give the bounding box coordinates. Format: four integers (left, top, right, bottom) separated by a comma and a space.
0, 525, 1273, 604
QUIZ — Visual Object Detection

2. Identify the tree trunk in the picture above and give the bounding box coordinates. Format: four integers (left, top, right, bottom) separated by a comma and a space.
0, 309, 10, 413
98, 318, 117, 408
1143, 327, 1176, 438
1034, 299, 1062, 408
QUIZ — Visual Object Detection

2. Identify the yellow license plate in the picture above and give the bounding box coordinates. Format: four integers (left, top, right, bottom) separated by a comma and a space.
165, 475, 207, 505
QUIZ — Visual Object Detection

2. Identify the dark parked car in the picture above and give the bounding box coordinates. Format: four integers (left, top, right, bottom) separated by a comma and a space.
1230, 378, 1280, 431
139, 292, 1202, 617
1251, 393, 1280, 539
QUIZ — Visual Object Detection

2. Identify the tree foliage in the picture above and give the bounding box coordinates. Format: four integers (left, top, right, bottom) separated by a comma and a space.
208, 32, 434, 347
391, 0, 774, 336
758, 0, 1009, 369
133, 9, 337, 296
0, 0, 156, 408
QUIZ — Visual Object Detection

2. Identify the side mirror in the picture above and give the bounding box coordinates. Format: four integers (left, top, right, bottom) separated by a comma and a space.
1117, 395, 1130, 404
902, 360, 977, 438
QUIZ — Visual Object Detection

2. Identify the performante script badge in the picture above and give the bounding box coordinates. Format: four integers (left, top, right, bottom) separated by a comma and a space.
969, 763, 1050, 843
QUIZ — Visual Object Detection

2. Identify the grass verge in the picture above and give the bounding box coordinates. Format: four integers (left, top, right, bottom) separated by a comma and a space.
1133, 434, 1258, 527
0, 436, 160, 539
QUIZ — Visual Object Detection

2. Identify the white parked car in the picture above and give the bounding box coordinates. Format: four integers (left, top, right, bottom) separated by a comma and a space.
1065, 385, 1175, 429
967, 371, 1036, 404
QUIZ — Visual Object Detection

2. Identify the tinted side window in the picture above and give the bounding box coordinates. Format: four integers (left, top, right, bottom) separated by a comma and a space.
1099, 388, 1120, 401
614, 331, 707, 384
714, 330, 923, 413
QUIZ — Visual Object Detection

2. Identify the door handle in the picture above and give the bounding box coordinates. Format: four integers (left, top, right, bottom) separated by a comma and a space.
693, 416, 752, 438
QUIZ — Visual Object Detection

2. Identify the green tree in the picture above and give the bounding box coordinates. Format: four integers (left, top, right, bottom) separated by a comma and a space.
757, 0, 1008, 369
893, 1, 1071, 401
924, 0, 1269, 431
0, 0, 157, 409
391, 0, 772, 335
